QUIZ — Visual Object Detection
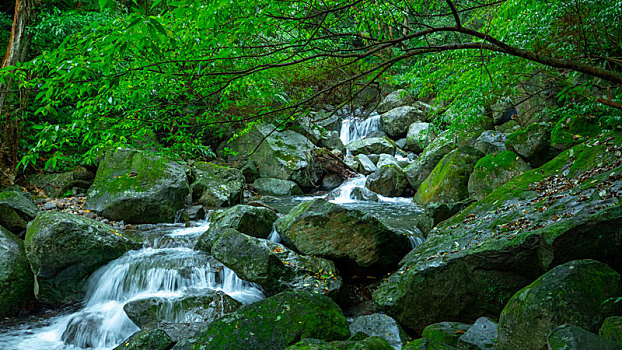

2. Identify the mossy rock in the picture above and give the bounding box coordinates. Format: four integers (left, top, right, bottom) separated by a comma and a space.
349, 313, 409, 349
212, 204, 277, 238
365, 164, 408, 197
29, 172, 76, 198
551, 115, 604, 151
24, 211, 134, 306
373, 132, 622, 333
0, 190, 38, 236
346, 137, 396, 156
421, 321, 471, 348
210, 229, 342, 296
285, 336, 394, 350
123, 291, 242, 329
405, 122, 434, 154
191, 161, 244, 208
254, 177, 304, 196
86, 149, 189, 223
497, 260, 621, 350
404, 131, 456, 190
505, 122, 555, 167
113, 329, 175, 350
276, 198, 410, 270
0, 225, 34, 317
600, 316, 622, 344
377, 89, 416, 114
225, 124, 321, 189
414, 147, 483, 206
380, 105, 428, 139
547, 324, 622, 350
467, 151, 531, 201
171, 291, 350, 350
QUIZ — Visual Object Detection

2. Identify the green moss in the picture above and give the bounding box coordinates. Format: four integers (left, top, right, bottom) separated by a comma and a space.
551, 115, 604, 150
599, 316, 622, 344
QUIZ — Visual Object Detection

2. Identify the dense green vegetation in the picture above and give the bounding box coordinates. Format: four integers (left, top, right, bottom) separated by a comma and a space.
0, 0, 620, 181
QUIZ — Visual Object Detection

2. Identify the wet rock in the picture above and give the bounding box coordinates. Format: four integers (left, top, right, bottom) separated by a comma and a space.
322, 173, 344, 191
123, 291, 242, 329
0, 190, 38, 236
467, 151, 531, 201
113, 329, 174, 350
0, 225, 33, 317
366, 164, 408, 197
599, 316, 622, 344
350, 187, 379, 202
473, 130, 506, 155
210, 229, 342, 296
86, 149, 189, 223
376, 154, 400, 168
209, 204, 278, 239
355, 154, 377, 175
404, 131, 456, 190
276, 198, 410, 269
373, 134, 622, 333
30, 172, 77, 198
346, 137, 396, 157
349, 313, 409, 349
191, 162, 244, 208
547, 324, 622, 350
24, 211, 134, 305
224, 124, 321, 189
456, 317, 497, 350
172, 291, 350, 350
505, 122, 555, 167
423, 200, 475, 227
414, 147, 483, 206
404, 122, 434, 154
380, 104, 428, 139
254, 177, 304, 196
183, 205, 205, 221
497, 259, 620, 350
377, 89, 416, 114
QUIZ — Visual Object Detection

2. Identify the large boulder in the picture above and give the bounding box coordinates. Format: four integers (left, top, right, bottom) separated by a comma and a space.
225, 124, 321, 189
0, 225, 33, 317
254, 177, 303, 196
404, 131, 456, 190
24, 211, 134, 305
209, 229, 342, 296
172, 291, 350, 350
551, 114, 604, 151
414, 147, 483, 206
404, 122, 434, 154
497, 259, 620, 350
0, 190, 38, 236
467, 151, 531, 201
377, 89, 416, 114
365, 164, 408, 197
380, 105, 428, 139
548, 324, 622, 350
505, 122, 555, 167
86, 149, 189, 223
373, 133, 622, 333
473, 130, 507, 155
419, 321, 471, 348
346, 137, 396, 157
208, 204, 278, 239
276, 199, 410, 269
29, 166, 95, 197
191, 162, 244, 208
123, 291, 242, 329
355, 154, 377, 175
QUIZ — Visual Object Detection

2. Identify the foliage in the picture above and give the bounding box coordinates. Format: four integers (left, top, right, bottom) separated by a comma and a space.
1, 0, 620, 172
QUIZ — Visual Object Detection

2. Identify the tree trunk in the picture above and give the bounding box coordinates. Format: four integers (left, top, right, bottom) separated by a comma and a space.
0, 0, 37, 186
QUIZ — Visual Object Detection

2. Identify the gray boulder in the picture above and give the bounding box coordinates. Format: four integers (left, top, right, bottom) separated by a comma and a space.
473, 130, 507, 155
457, 317, 497, 350
210, 229, 342, 296
24, 211, 134, 305
349, 313, 409, 349
86, 149, 189, 223
254, 177, 303, 196
405, 122, 434, 154
113, 329, 175, 350
0, 225, 33, 317
366, 164, 408, 197
355, 154, 377, 175
376, 154, 400, 168
404, 131, 456, 190
191, 162, 244, 208
497, 259, 620, 350
0, 190, 38, 236
377, 89, 416, 114
468, 151, 531, 200
208, 204, 278, 239
380, 104, 428, 139
346, 137, 396, 156
276, 199, 410, 269
505, 122, 554, 167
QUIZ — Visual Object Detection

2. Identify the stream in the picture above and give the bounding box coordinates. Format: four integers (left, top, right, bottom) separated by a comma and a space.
0, 111, 426, 349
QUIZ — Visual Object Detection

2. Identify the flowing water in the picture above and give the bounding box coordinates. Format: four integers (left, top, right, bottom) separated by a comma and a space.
0, 222, 264, 350
0, 111, 424, 349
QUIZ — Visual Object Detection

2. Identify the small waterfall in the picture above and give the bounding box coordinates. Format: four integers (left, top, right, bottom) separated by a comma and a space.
339, 113, 381, 146
267, 224, 281, 243
0, 224, 264, 350
330, 176, 369, 204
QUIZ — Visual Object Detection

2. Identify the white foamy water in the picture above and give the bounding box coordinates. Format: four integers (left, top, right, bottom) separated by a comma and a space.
340, 113, 381, 146
0, 224, 264, 350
